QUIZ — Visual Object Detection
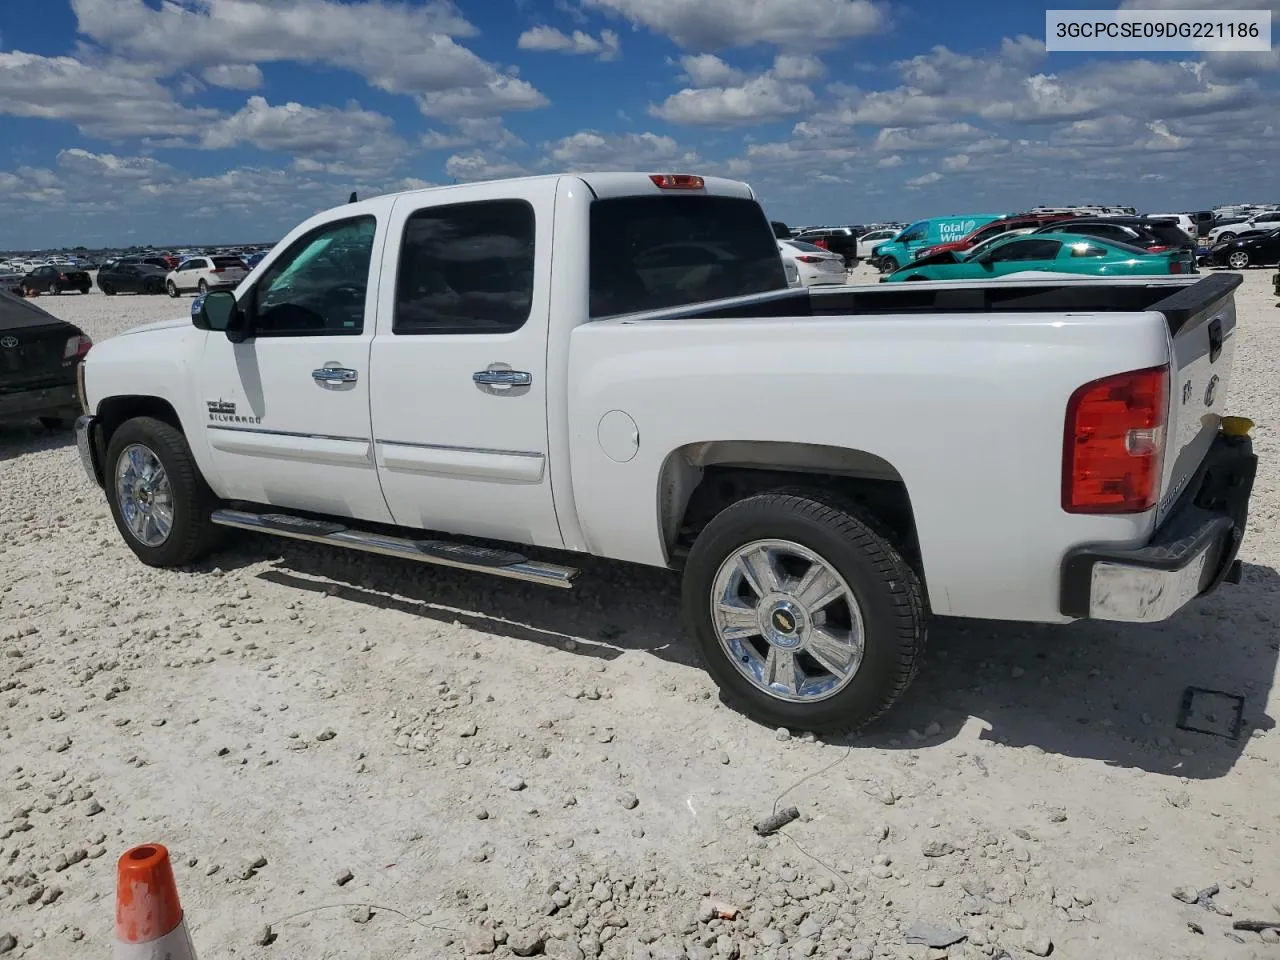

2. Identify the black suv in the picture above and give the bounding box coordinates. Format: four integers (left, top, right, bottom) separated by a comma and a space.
1031, 216, 1195, 253
792, 226, 864, 267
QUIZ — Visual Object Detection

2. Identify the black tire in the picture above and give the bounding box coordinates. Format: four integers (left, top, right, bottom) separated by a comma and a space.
166, 280, 179, 298
101, 282, 116, 296
197, 279, 208, 295
79, 285, 90, 295
104, 416, 223, 568
681, 490, 926, 734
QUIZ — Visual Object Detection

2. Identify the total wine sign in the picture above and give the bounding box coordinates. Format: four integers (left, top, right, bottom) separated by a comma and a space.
936, 219, 982, 244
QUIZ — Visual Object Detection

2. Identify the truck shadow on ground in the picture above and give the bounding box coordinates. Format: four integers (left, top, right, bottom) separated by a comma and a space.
0, 423, 75, 463
234, 538, 1278, 781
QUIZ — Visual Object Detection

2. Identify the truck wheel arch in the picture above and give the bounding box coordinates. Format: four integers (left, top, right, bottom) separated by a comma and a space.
96, 395, 185, 446
657, 440, 926, 592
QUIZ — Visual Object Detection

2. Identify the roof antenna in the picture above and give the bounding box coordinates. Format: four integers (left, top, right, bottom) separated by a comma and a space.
348, 191, 357, 204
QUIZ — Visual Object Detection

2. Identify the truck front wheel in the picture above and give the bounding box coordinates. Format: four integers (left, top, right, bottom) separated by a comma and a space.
682, 491, 926, 734
105, 416, 223, 567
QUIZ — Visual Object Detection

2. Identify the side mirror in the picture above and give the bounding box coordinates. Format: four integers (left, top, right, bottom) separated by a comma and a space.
194, 290, 250, 341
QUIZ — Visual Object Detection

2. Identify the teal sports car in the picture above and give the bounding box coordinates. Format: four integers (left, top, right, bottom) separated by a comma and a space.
882, 232, 1195, 282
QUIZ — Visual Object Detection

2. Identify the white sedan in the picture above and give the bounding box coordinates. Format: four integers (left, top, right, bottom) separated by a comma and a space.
165, 255, 249, 297
855, 227, 899, 261
777, 239, 847, 286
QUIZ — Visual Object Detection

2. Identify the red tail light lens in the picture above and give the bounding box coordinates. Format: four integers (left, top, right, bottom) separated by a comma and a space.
1063, 366, 1168, 513
63, 334, 93, 361
1168, 258, 1183, 274
649, 174, 705, 190
1146, 245, 1170, 253
795, 255, 824, 263
211, 268, 224, 273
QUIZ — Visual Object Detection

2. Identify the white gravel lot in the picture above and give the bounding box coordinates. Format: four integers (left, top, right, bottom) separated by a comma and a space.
2, 269, 1279, 960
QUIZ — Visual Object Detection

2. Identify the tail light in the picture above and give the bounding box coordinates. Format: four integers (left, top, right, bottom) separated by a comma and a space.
649, 174, 704, 190
1168, 258, 1183, 274
63, 334, 92, 361
1062, 366, 1168, 514
1146, 245, 1169, 253
813, 238, 828, 249
795, 255, 824, 263
211, 267, 225, 274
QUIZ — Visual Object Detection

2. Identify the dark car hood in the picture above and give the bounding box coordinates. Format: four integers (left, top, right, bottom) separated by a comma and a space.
0, 288, 81, 332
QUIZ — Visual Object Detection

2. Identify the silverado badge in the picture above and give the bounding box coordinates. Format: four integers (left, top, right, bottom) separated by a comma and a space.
206, 399, 261, 424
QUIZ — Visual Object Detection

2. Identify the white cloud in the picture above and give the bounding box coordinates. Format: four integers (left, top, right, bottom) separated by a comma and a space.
518, 26, 620, 60
650, 74, 815, 125
581, 0, 885, 51
544, 130, 698, 170
906, 171, 942, 187
650, 53, 827, 126
678, 54, 745, 87
941, 153, 969, 171
56, 148, 171, 179
197, 96, 409, 176
201, 62, 263, 90
71, 0, 548, 118
0, 51, 219, 139
444, 151, 529, 182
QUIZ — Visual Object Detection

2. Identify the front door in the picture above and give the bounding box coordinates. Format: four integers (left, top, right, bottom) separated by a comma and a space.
369, 179, 562, 548
197, 212, 393, 524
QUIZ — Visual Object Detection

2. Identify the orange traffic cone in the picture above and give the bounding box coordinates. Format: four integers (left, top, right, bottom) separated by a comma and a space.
114, 844, 198, 960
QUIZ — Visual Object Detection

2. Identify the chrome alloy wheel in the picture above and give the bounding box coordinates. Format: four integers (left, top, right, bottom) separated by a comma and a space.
1227, 251, 1250, 269
115, 443, 174, 547
710, 539, 866, 703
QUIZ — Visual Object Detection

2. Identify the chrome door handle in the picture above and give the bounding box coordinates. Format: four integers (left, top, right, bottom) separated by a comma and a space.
312, 366, 358, 383
473, 369, 532, 387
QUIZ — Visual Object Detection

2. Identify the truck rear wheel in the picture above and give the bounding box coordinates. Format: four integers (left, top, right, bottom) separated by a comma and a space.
105, 416, 223, 567
682, 491, 926, 734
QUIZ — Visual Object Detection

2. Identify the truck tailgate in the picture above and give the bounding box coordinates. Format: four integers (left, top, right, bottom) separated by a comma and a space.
1155, 273, 1242, 524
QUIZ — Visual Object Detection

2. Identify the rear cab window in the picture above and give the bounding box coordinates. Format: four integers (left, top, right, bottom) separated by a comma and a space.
588, 195, 788, 318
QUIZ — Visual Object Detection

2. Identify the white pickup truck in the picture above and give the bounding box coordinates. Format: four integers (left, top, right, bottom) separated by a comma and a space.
73, 171, 1258, 733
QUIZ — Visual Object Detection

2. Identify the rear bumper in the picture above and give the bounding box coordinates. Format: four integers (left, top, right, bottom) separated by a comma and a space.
1060, 432, 1256, 622
0, 383, 79, 422
75, 414, 105, 487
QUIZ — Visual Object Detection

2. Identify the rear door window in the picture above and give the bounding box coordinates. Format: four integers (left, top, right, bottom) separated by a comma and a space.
985, 239, 1063, 262
588, 195, 787, 318
213, 256, 246, 270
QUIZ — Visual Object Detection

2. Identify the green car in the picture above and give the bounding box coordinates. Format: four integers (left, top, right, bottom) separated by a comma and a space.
882, 232, 1195, 282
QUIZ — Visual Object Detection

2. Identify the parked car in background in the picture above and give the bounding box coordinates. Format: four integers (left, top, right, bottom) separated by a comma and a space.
165, 256, 250, 297
1186, 210, 1215, 237
792, 226, 861, 267
1206, 228, 1280, 270
97, 260, 168, 296
244, 251, 268, 268
913, 212, 1077, 260
777, 239, 847, 286
1147, 213, 1196, 237
883, 233, 1194, 282
855, 228, 898, 261
872, 214, 1004, 271
1031, 217, 1195, 253
20, 264, 92, 295
770, 221, 793, 240
1208, 210, 1280, 243
907, 227, 1038, 269
0, 287, 92, 428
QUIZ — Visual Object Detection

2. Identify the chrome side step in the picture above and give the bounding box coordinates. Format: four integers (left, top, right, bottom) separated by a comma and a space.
210, 508, 578, 589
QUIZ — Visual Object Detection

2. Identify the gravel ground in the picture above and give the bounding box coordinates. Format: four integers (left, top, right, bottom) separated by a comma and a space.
2, 269, 1279, 960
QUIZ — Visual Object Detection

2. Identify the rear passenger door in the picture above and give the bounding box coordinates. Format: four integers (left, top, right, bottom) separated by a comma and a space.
368, 180, 563, 548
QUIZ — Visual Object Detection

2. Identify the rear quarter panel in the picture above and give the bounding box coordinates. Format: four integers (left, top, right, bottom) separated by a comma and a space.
566, 299, 1173, 622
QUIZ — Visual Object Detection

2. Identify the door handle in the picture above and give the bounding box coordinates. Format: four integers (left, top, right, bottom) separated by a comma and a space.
473, 369, 532, 387
312, 366, 358, 383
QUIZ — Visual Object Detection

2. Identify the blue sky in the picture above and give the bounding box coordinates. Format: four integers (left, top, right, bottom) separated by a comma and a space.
0, 0, 1277, 249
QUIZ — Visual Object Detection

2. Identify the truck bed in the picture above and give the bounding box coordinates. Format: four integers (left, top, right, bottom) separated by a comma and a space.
617, 272, 1240, 335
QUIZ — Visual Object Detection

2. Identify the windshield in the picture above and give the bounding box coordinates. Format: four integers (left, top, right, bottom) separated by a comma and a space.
588, 195, 787, 318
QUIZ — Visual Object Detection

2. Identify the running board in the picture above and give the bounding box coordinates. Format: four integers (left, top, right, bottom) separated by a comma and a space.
210, 508, 578, 589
